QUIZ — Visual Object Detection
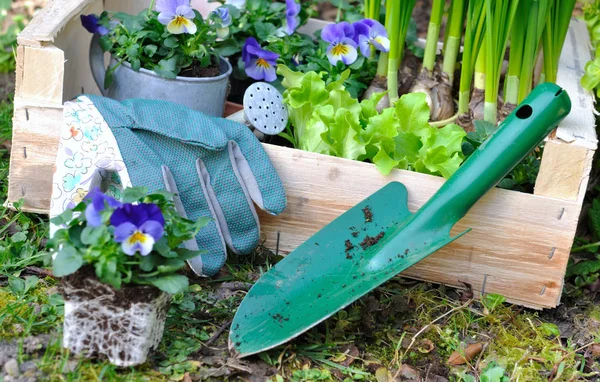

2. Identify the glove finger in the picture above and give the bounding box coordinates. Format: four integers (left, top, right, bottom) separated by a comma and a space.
161, 163, 227, 277
161, 166, 199, 252
196, 156, 260, 255
224, 123, 287, 215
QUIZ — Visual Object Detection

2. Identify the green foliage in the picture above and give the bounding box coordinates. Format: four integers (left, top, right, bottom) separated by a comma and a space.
97, 7, 225, 85
582, 0, 600, 95
0, 1, 25, 73
47, 187, 209, 294
462, 120, 543, 192
278, 65, 466, 178
480, 362, 510, 382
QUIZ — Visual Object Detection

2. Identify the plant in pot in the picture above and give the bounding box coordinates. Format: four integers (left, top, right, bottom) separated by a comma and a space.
83, 0, 233, 117
47, 187, 209, 367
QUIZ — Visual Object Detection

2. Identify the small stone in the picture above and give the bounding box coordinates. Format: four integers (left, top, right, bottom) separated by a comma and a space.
62, 359, 78, 373
4, 358, 20, 377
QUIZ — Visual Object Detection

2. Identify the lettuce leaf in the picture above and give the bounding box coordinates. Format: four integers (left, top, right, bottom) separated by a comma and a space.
277, 65, 466, 178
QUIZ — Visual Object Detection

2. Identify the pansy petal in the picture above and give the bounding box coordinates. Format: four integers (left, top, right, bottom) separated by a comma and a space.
158, 11, 175, 25
245, 59, 267, 80
242, 37, 261, 63
263, 63, 278, 82
286, 0, 301, 17
321, 23, 345, 43
369, 21, 387, 38
372, 36, 390, 52
217, 26, 230, 39
85, 204, 103, 227
156, 0, 177, 14
114, 222, 137, 243
352, 20, 370, 43
358, 34, 372, 57
339, 21, 355, 39
122, 231, 155, 256
168, 16, 196, 34
285, 14, 299, 35
340, 45, 358, 65
175, 5, 195, 19
140, 220, 165, 241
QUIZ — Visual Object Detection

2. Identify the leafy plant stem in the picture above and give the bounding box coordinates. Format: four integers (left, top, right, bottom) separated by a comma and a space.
458, 0, 486, 115
571, 241, 600, 253
423, 0, 445, 72
541, 0, 576, 84
442, 0, 466, 83
387, 0, 417, 103
483, 0, 520, 124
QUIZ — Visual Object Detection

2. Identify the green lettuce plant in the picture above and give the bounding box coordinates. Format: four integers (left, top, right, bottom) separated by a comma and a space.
277, 65, 466, 178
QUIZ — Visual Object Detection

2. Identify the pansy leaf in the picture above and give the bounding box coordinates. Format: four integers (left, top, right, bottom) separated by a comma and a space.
164, 36, 179, 49
154, 57, 179, 79
173, 248, 208, 260
255, 23, 277, 41
81, 225, 109, 246
122, 186, 148, 203
156, 259, 186, 273
53, 245, 84, 277
148, 274, 189, 294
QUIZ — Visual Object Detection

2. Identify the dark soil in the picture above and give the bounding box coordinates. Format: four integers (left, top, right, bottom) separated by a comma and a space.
178, 59, 221, 78
360, 232, 385, 249
59, 266, 162, 309
362, 206, 373, 222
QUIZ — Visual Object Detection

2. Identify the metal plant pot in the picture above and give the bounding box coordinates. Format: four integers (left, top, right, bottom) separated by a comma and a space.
90, 34, 232, 117
59, 269, 171, 367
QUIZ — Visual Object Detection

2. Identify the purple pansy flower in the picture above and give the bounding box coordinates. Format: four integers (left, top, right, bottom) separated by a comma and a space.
285, 0, 301, 35
84, 188, 122, 227
80, 14, 109, 36
353, 19, 390, 56
242, 37, 280, 82
156, 0, 197, 35
111, 203, 165, 256
321, 22, 358, 66
213, 7, 231, 38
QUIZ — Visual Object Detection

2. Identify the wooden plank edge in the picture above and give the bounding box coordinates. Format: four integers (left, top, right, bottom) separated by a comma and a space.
17, 0, 95, 47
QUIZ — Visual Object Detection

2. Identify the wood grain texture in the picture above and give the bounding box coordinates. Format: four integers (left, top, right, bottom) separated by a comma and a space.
17, 0, 94, 46
7, 101, 63, 213
257, 145, 582, 309
534, 141, 594, 203
15, 45, 64, 104
554, 19, 598, 150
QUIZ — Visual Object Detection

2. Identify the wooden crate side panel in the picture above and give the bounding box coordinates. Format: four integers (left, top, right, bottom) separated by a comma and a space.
257, 145, 581, 309
14, 45, 65, 104
7, 101, 63, 213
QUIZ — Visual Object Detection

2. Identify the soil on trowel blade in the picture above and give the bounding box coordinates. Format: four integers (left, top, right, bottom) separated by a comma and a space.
360, 232, 385, 249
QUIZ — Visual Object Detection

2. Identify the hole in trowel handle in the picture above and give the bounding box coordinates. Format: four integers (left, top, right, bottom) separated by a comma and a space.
515, 105, 533, 119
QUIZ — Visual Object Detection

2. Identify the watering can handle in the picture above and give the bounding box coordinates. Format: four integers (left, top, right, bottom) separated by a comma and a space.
89, 34, 108, 96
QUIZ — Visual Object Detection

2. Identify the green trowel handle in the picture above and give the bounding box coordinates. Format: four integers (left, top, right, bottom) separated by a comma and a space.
418, 83, 571, 228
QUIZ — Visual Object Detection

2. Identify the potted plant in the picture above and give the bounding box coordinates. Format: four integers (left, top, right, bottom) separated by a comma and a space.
47, 187, 209, 367
83, 0, 233, 117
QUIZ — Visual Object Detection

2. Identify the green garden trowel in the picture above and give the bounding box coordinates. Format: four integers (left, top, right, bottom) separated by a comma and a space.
229, 83, 571, 357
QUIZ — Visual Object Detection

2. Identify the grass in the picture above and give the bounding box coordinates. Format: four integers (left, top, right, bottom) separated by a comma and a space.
1, 5, 600, 382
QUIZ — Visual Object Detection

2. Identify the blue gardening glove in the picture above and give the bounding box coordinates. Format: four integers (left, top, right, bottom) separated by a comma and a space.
85, 95, 287, 276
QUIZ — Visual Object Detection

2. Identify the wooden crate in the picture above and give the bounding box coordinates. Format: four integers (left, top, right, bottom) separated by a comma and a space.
7, 0, 598, 309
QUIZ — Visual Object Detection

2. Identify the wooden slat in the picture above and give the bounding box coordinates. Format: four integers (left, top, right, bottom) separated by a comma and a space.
7, 101, 63, 213
258, 145, 582, 309
554, 18, 598, 150
14, 45, 65, 104
534, 140, 594, 203
17, 0, 95, 47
